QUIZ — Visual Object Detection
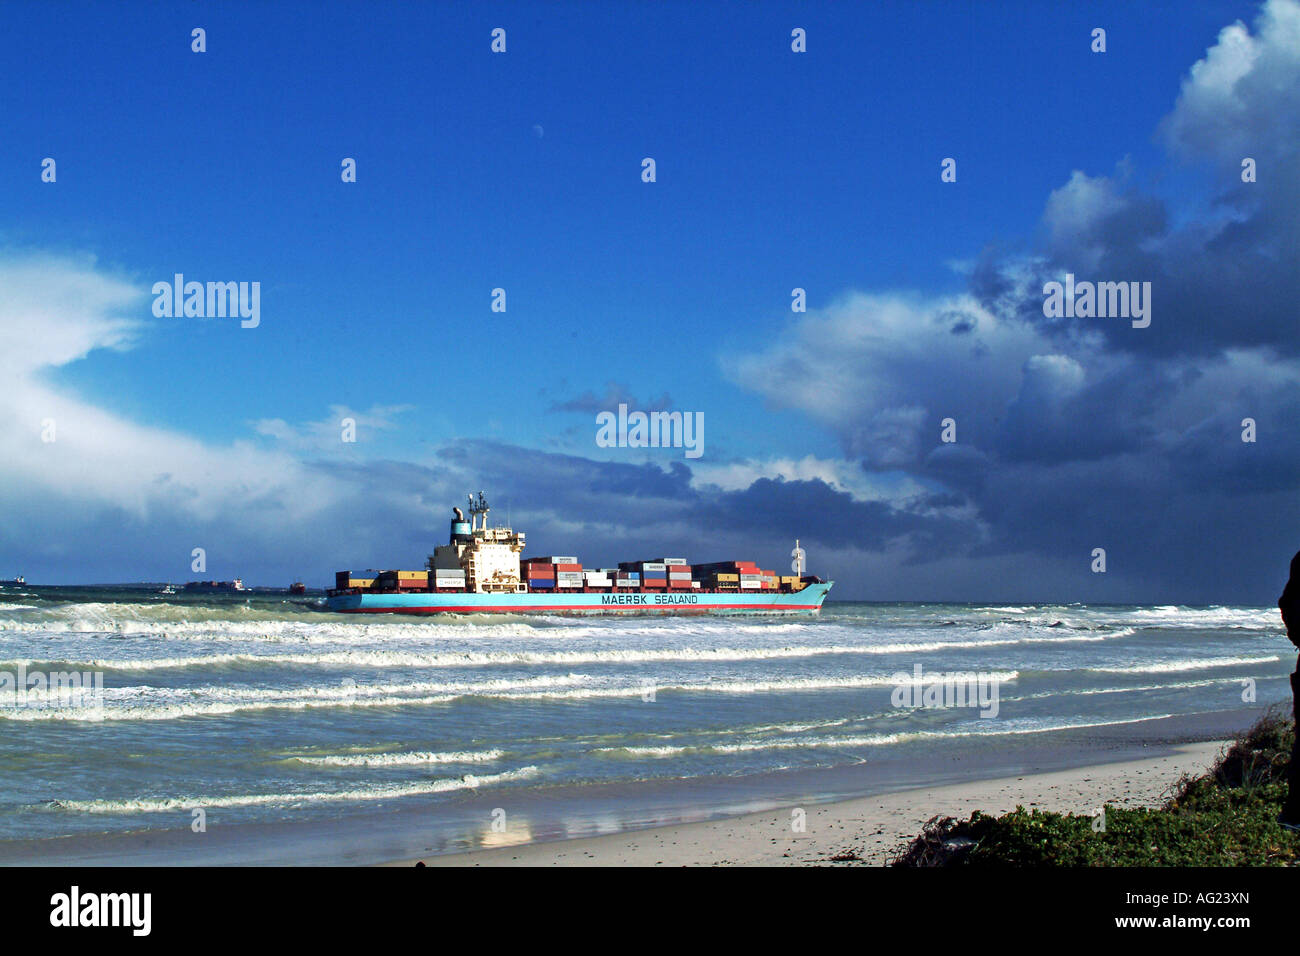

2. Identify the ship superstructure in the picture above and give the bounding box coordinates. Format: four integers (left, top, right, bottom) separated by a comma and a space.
428, 493, 527, 593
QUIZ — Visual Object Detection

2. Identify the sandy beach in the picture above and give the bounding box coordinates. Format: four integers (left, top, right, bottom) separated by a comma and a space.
395, 740, 1227, 867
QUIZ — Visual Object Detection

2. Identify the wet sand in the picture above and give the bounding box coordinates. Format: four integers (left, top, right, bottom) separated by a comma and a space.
393, 740, 1226, 866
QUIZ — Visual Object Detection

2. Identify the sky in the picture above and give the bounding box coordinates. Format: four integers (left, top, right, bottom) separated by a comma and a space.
0, 0, 1297, 602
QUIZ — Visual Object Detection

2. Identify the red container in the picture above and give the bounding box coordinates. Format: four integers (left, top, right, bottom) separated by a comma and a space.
669, 580, 691, 588
524, 563, 554, 574
553, 563, 583, 573
641, 581, 666, 589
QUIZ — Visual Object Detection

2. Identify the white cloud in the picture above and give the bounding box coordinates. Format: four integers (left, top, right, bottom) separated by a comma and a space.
724, 290, 1054, 467
1160, 0, 1300, 166
689, 454, 928, 504
253, 404, 414, 452
0, 254, 140, 375
0, 255, 344, 526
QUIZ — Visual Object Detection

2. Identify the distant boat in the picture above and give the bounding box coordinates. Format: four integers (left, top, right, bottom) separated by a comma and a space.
158, 584, 178, 595
0, 575, 25, 587
182, 579, 246, 593
289, 581, 307, 595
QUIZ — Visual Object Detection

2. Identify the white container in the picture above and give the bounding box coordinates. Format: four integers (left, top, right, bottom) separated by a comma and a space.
661, 558, 688, 566
739, 580, 761, 589
640, 562, 666, 571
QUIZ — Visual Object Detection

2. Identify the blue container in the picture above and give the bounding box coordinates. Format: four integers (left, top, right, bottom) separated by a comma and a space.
529, 580, 555, 589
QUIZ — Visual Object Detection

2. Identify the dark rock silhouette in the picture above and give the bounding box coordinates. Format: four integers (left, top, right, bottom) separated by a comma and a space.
1279, 550, 1300, 828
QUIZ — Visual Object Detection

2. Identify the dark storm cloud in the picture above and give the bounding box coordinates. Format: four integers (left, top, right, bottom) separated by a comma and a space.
721, 1, 1300, 603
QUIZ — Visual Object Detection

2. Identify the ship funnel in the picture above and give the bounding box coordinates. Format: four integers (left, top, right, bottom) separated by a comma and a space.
450, 506, 472, 543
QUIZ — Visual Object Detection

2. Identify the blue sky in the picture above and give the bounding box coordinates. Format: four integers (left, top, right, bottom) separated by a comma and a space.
1, 0, 1297, 601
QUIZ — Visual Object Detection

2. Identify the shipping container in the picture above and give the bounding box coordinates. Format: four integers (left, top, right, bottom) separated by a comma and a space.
739, 580, 761, 589
535, 556, 577, 564
654, 558, 688, 566
336, 570, 384, 588
639, 562, 666, 571
669, 580, 692, 588
553, 563, 583, 573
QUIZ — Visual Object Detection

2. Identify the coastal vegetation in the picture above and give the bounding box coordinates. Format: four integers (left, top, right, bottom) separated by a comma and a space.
892, 708, 1299, 866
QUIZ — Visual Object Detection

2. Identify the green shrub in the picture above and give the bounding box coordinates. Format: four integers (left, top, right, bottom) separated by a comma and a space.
890, 707, 1298, 867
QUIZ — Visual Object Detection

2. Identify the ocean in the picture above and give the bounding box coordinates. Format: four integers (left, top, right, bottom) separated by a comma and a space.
0, 587, 1291, 864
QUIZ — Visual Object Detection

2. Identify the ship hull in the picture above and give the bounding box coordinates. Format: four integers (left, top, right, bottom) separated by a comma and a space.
325, 582, 832, 615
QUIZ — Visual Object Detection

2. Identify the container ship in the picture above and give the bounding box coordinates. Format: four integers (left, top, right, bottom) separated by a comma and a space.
325, 493, 832, 616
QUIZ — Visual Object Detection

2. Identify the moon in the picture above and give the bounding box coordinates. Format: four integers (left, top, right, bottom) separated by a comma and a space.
532, 124, 544, 139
